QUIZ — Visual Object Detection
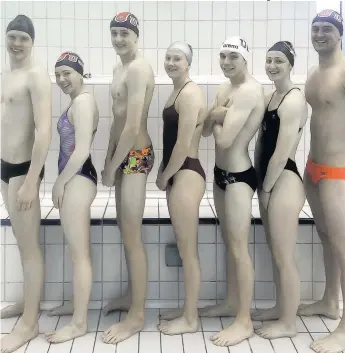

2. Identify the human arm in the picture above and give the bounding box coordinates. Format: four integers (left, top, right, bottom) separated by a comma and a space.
26, 68, 52, 183
108, 63, 148, 172
104, 120, 116, 165
254, 128, 263, 172
213, 86, 261, 149
160, 88, 200, 183
17, 68, 52, 210
262, 93, 306, 192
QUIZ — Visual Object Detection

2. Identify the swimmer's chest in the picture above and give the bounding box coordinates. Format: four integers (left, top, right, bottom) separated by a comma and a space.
2, 71, 30, 105
306, 69, 345, 107
111, 67, 128, 101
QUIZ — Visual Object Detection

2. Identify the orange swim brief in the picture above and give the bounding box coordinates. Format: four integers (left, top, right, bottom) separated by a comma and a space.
306, 156, 345, 184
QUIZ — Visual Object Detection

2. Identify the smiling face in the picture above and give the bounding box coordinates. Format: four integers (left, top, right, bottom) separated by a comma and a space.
265, 51, 292, 81
164, 49, 189, 79
110, 26, 137, 56
6, 30, 33, 61
219, 51, 246, 78
55, 66, 82, 95
311, 22, 341, 53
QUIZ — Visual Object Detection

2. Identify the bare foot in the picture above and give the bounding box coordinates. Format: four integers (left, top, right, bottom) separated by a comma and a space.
251, 306, 280, 321
199, 301, 237, 317
255, 320, 297, 339
101, 315, 144, 344
158, 316, 199, 335
1, 319, 38, 353
210, 320, 254, 346
0, 303, 24, 319
47, 302, 74, 317
160, 308, 183, 320
45, 322, 87, 343
311, 329, 345, 353
102, 294, 131, 316
298, 301, 340, 320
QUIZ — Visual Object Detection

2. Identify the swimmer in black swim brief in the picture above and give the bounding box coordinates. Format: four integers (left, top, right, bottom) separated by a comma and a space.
214, 165, 257, 192
1, 159, 45, 184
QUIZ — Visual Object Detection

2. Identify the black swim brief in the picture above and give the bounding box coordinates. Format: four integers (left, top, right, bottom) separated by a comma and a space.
214, 165, 257, 192
1, 159, 45, 184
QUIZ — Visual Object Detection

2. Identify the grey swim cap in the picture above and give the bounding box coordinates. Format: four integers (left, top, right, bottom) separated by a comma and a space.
6, 15, 35, 42
167, 41, 193, 66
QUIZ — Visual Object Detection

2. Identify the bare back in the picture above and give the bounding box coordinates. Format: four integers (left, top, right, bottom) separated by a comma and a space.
216, 79, 265, 171
1, 68, 36, 163
305, 59, 345, 165
111, 55, 155, 149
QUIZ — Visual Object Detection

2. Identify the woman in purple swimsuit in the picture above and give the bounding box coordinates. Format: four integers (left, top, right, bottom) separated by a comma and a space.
45, 52, 99, 344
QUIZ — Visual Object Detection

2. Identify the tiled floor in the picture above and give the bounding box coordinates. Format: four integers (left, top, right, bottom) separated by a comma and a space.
0, 193, 314, 221
1, 301, 342, 353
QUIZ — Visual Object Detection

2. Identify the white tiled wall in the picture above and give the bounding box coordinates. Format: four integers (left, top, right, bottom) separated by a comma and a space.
1, 1, 317, 76
1, 224, 326, 304
1, 1, 319, 193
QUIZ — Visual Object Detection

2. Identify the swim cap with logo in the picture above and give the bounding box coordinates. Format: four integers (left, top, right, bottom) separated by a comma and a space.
268, 41, 296, 67
6, 14, 35, 42
312, 9, 343, 36
167, 41, 193, 66
55, 51, 84, 76
220, 36, 250, 62
110, 12, 139, 36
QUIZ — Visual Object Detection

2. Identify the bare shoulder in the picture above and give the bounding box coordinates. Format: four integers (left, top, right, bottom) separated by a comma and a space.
238, 80, 263, 100
128, 57, 154, 78
280, 88, 307, 116
179, 81, 205, 106
28, 65, 51, 87
306, 65, 318, 81
74, 91, 96, 110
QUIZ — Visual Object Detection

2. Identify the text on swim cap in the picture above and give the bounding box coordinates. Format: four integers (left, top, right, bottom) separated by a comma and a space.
222, 39, 249, 52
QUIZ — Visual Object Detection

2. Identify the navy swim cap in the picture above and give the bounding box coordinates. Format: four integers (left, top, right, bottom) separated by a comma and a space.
312, 9, 343, 36
268, 41, 295, 67
55, 51, 84, 76
110, 12, 139, 36
6, 15, 35, 42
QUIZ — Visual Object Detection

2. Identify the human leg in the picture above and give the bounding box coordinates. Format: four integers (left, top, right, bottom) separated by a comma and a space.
211, 182, 254, 347
102, 173, 148, 344
1, 175, 43, 353
46, 176, 96, 343
297, 172, 340, 319
256, 171, 304, 339
158, 170, 205, 335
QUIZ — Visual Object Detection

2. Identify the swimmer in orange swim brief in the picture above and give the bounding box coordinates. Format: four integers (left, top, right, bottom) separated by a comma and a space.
306, 156, 345, 184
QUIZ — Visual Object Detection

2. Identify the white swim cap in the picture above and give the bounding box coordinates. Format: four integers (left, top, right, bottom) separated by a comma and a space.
220, 36, 250, 62
167, 41, 193, 66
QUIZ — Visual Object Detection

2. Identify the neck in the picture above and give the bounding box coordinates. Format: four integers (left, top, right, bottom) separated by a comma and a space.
318, 44, 343, 69
120, 48, 138, 66
70, 82, 85, 100
229, 70, 248, 86
172, 73, 190, 90
273, 76, 294, 94
10, 55, 32, 70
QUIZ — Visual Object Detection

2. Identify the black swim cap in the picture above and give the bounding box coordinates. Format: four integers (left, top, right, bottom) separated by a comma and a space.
110, 12, 139, 36
268, 41, 295, 67
312, 9, 343, 36
55, 51, 84, 76
6, 15, 35, 42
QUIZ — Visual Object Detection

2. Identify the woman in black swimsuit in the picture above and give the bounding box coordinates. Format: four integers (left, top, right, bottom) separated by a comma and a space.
253, 41, 308, 339
156, 42, 207, 335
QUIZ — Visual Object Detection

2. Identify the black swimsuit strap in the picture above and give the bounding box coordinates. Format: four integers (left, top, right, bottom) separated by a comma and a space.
173, 80, 192, 105
266, 91, 276, 110
277, 87, 300, 109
